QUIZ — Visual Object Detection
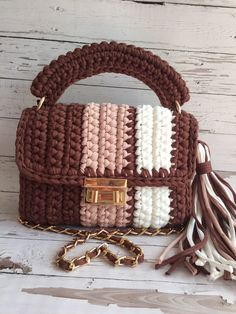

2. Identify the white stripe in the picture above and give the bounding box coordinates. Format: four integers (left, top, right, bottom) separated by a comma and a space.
152, 106, 173, 170
133, 187, 172, 228
151, 186, 172, 228
135, 105, 174, 173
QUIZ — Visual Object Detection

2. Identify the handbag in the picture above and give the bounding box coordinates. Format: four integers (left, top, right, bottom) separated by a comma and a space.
15, 41, 236, 280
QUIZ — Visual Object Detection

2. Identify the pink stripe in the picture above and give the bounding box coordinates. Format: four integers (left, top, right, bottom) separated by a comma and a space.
80, 189, 132, 227
80, 103, 131, 175
80, 103, 100, 173
116, 105, 130, 173
97, 104, 106, 174
105, 104, 118, 173
79, 203, 98, 227
115, 189, 132, 227
98, 104, 118, 174
97, 205, 116, 227
79, 103, 134, 227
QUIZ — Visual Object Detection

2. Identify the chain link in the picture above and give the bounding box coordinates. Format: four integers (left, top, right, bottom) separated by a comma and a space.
18, 217, 183, 271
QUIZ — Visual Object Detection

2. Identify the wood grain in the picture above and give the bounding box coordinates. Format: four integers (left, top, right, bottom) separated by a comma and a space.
1, 235, 236, 287
1, 37, 236, 96
125, 0, 236, 8
21, 287, 236, 313
2, 129, 236, 172
1, 0, 236, 53
1, 79, 236, 135
0, 274, 235, 314
0, 172, 235, 242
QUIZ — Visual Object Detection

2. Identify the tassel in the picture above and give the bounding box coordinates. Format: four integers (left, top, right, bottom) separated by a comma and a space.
156, 141, 236, 280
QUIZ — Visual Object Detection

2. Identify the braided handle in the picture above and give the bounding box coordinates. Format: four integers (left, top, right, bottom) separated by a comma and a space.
31, 41, 190, 110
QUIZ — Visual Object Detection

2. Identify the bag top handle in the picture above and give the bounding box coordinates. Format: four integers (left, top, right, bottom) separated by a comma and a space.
31, 41, 190, 110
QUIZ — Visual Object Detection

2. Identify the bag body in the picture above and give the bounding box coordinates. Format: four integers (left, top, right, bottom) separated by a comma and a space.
16, 102, 198, 228
15, 41, 236, 279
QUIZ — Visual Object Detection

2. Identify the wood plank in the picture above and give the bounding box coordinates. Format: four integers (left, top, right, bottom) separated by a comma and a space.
1, 116, 236, 161
1, 37, 236, 96
0, 157, 19, 192
0, 274, 235, 314
1, 0, 236, 53
1, 115, 236, 168
0, 191, 176, 246
0, 218, 175, 246
0, 191, 18, 216
199, 134, 236, 172
0, 118, 18, 156
126, 0, 236, 8
1, 79, 236, 135
0, 158, 235, 195
0, 235, 235, 287
0, 172, 235, 241
1, 79, 236, 129
3, 114, 236, 167
19, 287, 236, 313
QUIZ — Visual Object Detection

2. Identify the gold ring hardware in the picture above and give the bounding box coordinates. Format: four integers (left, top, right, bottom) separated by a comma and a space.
84, 178, 127, 205
36, 96, 45, 111
175, 100, 181, 114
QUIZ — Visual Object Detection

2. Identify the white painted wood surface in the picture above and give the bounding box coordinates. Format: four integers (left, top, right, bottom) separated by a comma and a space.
126, 0, 236, 7
0, 1, 236, 313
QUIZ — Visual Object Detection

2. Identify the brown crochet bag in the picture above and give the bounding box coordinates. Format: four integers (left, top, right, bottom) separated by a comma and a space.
16, 42, 236, 280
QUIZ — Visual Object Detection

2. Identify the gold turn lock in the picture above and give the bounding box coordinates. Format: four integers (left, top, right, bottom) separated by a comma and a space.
84, 178, 127, 205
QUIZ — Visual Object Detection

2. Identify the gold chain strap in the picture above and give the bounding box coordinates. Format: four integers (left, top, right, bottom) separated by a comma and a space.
18, 217, 183, 271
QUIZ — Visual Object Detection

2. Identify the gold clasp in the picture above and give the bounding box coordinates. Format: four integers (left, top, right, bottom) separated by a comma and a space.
84, 178, 127, 205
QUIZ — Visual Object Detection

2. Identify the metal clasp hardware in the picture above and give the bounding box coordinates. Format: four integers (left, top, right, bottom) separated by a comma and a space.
36, 96, 45, 111
175, 100, 181, 114
84, 178, 127, 205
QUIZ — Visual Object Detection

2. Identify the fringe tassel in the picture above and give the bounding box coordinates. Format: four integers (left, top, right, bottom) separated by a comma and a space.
156, 141, 236, 280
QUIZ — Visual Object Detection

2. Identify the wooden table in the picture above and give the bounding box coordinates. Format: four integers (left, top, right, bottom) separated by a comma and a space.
0, 1, 236, 313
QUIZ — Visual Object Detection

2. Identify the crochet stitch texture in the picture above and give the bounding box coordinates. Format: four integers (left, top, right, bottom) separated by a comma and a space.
16, 41, 198, 230
16, 103, 198, 228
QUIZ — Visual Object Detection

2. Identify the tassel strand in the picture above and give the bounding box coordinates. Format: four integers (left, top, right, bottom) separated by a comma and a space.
156, 141, 236, 280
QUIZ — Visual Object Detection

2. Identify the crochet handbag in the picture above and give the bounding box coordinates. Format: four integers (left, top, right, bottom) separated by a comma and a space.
16, 41, 236, 280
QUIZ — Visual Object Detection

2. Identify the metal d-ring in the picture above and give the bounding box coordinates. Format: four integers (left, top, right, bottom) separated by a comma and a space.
175, 100, 181, 114
36, 96, 46, 111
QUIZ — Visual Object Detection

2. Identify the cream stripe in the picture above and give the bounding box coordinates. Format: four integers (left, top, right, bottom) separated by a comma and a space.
135, 105, 174, 173
152, 106, 173, 170
133, 187, 153, 228
151, 187, 172, 228
133, 187, 172, 228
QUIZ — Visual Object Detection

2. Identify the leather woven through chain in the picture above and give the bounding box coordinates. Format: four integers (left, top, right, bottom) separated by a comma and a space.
19, 218, 183, 271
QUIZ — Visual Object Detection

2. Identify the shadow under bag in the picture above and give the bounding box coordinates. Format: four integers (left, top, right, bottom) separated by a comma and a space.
15, 41, 236, 280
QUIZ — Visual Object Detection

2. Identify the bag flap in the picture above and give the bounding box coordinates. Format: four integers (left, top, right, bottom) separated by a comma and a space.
16, 103, 198, 186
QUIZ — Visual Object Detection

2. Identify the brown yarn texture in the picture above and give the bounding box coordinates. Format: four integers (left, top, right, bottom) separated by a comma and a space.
16, 105, 198, 227
16, 41, 198, 229
31, 41, 189, 110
